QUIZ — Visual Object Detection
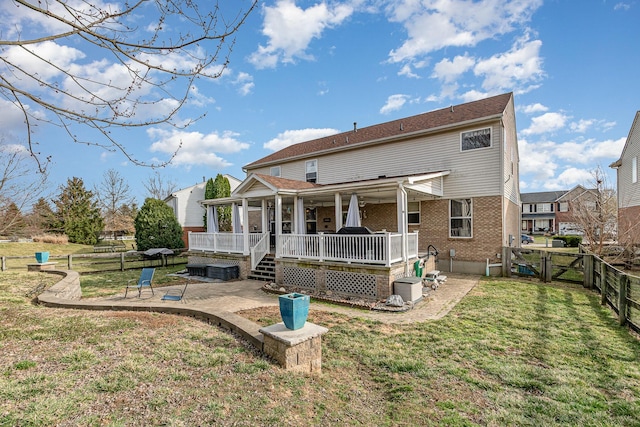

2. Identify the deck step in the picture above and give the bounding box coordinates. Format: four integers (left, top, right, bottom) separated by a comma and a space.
249, 256, 275, 282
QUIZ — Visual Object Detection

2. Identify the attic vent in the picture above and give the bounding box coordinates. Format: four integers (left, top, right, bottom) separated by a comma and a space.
346, 136, 349, 143
353, 122, 357, 132
450, 105, 454, 113
400, 122, 403, 131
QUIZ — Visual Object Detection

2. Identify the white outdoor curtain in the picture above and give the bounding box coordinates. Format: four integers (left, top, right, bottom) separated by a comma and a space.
232, 203, 242, 233
295, 198, 306, 234
345, 193, 361, 227
207, 206, 219, 233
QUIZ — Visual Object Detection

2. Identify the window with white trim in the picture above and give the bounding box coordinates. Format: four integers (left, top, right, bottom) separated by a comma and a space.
536, 203, 553, 213
633, 156, 637, 184
408, 201, 420, 224
461, 128, 491, 151
305, 159, 317, 183
450, 199, 472, 238
558, 201, 568, 212
270, 166, 281, 177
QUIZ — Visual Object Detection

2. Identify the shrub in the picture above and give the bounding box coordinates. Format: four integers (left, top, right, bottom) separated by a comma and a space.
32, 234, 69, 244
554, 235, 582, 247
134, 198, 184, 251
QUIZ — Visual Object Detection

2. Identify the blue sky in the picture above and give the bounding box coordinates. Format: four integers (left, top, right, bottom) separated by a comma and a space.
2, 0, 639, 205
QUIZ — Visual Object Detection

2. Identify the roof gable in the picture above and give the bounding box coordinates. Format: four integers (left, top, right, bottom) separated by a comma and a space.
245, 92, 513, 170
611, 111, 640, 168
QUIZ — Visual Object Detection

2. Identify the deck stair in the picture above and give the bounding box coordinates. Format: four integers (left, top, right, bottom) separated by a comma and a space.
248, 255, 275, 282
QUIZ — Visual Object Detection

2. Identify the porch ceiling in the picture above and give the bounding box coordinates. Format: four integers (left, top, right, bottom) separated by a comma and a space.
202, 171, 449, 207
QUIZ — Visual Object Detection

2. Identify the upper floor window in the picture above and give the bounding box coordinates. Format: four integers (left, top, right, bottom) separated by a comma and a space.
461, 128, 491, 151
558, 202, 569, 212
306, 159, 317, 183
450, 199, 472, 238
536, 203, 553, 213
522, 203, 533, 213
633, 156, 637, 184
408, 202, 420, 224
270, 166, 281, 177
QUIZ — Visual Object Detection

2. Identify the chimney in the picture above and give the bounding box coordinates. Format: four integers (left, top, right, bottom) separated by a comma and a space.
353, 122, 357, 132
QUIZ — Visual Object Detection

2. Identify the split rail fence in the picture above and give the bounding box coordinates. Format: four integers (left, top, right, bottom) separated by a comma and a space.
1, 251, 187, 274
504, 247, 640, 333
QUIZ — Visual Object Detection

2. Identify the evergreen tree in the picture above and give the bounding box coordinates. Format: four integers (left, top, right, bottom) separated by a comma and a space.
203, 177, 215, 229
213, 174, 232, 231
53, 177, 104, 244
0, 202, 25, 237
135, 198, 184, 251
29, 198, 58, 234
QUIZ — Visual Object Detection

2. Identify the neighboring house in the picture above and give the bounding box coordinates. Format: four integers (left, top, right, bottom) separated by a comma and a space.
165, 175, 241, 247
521, 185, 594, 235
521, 190, 567, 234
191, 92, 521, 299
610, 111, 640, 246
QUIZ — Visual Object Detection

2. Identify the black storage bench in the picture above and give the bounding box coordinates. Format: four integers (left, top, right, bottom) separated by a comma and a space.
206, 263, 239, 280
186, 264, 207, 277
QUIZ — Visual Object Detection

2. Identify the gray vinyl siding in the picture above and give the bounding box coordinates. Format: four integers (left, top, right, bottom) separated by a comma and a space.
250, 121, 505, 199
618, 115, 640, 208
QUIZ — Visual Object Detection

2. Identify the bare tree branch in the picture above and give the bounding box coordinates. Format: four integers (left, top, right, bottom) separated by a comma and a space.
0, 0, 258, 171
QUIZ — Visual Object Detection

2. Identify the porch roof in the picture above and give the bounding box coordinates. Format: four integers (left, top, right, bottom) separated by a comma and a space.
200, 171, 450, 207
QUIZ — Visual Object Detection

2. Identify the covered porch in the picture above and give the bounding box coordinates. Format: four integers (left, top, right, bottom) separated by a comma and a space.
187, 172, 448, 298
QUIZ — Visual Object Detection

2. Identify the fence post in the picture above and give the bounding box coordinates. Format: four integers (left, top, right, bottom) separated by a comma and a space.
68, 254, 73, 270
618, 274, 628, 326
121, 252, 125, 271
600, 261, 607, 306
583, 254, 593, 289
501, 247, 511, 277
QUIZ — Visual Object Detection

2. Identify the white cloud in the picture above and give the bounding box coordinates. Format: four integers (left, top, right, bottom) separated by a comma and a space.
249, 0, 354, 69
386, 0, 543, 63
233, 72, 255, 96
546, 167, 593, 190
473, 37, 544, 93
147, 128, 250, 168
518, 138, 559, 182
614, 3, 631, 11
521, 103, 548, 114
521, 112, 569, 135
570, 119, 595, 133
431, 54, 475, 83
264, 128, 339, 151
380, 94, 410, 114
554, 137, 626, 164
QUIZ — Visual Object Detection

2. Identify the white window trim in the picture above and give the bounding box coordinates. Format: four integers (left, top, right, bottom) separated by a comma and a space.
408, 201, 420, 225
270, 166, 281, 177
449, 199, 473, 239
305, 159, 318, 183
460, 127, 492, 152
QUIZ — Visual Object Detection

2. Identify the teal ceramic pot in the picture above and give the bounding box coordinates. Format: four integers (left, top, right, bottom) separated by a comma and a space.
278, 293, 310, 330
35, 252, 50, 263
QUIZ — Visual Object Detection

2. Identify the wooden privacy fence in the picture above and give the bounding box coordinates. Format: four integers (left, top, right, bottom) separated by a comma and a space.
1, 251, 187, 274
504, 247, 640, 333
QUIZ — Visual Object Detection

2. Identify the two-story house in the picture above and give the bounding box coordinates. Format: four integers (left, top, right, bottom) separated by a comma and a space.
521, 186, 594, 236
189, 92, 520, 300
610, 111, 640, 246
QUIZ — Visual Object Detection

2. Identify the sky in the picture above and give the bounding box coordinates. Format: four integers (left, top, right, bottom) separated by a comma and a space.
1, 0, 639, 206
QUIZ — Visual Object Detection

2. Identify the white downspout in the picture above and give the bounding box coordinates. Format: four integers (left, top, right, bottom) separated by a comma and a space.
398, 183, 409, 275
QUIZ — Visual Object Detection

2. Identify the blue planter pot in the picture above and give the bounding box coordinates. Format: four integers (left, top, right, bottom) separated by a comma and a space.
35, 252, 49, 263
278, 293, 310, 330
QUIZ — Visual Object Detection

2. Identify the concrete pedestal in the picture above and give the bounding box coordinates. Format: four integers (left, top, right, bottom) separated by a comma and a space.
259, 322, 328, 374
27, 262, 58, 272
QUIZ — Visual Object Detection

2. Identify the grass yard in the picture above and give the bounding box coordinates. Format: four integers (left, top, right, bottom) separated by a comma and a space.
1, 271, 639, 426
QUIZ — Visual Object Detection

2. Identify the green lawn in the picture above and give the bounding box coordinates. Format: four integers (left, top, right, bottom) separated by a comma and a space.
1, 272, 639, 426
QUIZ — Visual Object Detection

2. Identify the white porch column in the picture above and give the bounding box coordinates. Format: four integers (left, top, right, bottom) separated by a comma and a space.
397, 185, 409, 273
261, 199, 268, 234
293, 196, 300, 233
242, 198, 250, 255
334, 193, 343, 231
275, 194, 282, 258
